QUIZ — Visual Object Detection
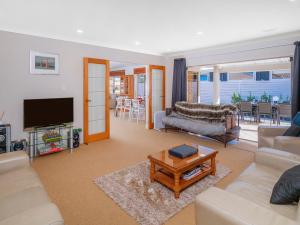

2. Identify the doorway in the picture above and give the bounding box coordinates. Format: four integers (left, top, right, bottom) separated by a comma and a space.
148, 65, 166, 129
83, 58, 110, 144
109, 61, 147, 125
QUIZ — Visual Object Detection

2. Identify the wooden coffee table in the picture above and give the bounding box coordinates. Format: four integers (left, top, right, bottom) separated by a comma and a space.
148, 145, 218, 198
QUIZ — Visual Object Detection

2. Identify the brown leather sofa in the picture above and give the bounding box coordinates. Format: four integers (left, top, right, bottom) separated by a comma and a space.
0, 151, 64, 225
195, 148, 300, 225
258, 126, 300, 155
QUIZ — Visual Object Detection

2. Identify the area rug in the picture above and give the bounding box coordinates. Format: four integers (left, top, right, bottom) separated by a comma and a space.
94, 161, 231, 225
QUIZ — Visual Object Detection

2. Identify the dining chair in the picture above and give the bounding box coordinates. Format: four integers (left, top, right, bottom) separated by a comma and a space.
257, 102, 272, 125
131, 99, 140, 123
115, 96, 125, 118
277, 104, 291, 125
137, 100, 146, 122
239, 101, 254, 122
123, 98, 132, 120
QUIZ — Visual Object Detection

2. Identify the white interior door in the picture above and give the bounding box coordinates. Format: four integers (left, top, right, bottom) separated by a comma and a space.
84, 58, 110, 143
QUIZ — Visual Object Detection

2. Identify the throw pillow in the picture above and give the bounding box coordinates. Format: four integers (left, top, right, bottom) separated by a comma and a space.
270, 165, 300, 204
293, 112, 300, 126
283, 125, 300, 137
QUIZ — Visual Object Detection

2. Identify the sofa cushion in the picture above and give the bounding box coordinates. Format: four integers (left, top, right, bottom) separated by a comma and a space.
271, 165, 300, 204
226, 163, 298, 220
0, 151, 29, 174
292, 112, 300, 126
0, 203, 64, 225
0, 167, 43, 199
162, 112, 226, 136
0, 187, 49, 221
259, 136, 274, 148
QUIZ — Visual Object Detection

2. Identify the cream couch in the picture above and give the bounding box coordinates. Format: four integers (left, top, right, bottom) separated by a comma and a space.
195, 148, 300, 225
258, 126, 300, 155
0, 151, 64, 225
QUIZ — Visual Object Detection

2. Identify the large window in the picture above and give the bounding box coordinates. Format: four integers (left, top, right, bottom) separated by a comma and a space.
110, 77, 121, 94
220, 69, 291, 104
135, 75, 146, 98
188, 58, 291, 105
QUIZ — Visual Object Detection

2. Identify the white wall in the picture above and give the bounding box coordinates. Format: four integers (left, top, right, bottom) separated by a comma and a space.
1, 30, 299, 140
0, 31, 165, 140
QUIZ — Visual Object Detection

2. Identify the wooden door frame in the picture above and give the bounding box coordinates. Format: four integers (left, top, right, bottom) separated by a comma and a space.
83, 57, 110, 144
187, 71, 199, 103
148, 65, 166, 129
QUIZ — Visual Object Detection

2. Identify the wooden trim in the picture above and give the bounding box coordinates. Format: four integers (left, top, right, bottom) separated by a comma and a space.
110, 70, 125, 77
134, 67, 146, 74
127, 75, 134, 98
148, 65, 166, 129
187, 71, 199, 103
83, 58, 110, 144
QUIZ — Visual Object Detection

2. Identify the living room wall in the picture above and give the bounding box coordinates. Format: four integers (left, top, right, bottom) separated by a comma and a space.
0, 31, 166, 141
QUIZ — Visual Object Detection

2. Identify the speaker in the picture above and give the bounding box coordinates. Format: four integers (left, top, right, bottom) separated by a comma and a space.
0, 124, 11, 153
73, 132, 80, 148
68, 129, 81, 149
11, 139, 27, 151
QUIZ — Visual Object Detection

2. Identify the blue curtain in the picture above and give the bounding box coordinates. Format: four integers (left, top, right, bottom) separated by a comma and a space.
172, 58, 187, 107
292, 42, 300, 118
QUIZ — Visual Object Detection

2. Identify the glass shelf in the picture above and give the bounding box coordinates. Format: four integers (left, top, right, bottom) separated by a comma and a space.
26, 124, 74, 158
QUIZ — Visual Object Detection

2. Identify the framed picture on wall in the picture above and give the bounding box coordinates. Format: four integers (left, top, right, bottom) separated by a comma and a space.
30, 51, 59, 74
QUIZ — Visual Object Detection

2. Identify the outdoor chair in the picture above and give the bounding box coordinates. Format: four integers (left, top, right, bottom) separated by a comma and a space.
257, 102, 273, 125
239, 101, 254, 122
277, 104, 291, 125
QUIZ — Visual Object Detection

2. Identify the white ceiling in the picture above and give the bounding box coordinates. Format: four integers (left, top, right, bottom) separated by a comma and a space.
0, 0, 300, 55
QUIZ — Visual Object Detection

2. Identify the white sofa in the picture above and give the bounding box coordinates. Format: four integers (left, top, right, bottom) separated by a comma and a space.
195, 148, 300, 225
0, 151, 64, 225
258, 126, 300, 155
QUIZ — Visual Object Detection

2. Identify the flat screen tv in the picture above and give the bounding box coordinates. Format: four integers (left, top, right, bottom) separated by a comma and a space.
24, 98, 73, 129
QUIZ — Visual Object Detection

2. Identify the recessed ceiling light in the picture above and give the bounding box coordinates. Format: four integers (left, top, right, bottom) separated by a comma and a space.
135, 41, 141, 46
197, 31, 204, 35
76, 29, 83, 34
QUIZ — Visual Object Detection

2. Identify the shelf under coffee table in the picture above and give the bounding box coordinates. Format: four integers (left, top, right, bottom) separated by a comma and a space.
148, 145, 218, 199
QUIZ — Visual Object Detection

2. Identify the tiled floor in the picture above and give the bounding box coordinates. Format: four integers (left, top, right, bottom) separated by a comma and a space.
239, 118, 290, 142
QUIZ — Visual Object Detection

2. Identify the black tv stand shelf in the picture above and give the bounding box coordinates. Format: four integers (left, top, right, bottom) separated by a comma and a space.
26, 124, 73, 158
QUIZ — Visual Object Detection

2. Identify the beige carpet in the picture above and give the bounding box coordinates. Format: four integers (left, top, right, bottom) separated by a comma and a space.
32, 112, 256, 225
95, 161, 230, 225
